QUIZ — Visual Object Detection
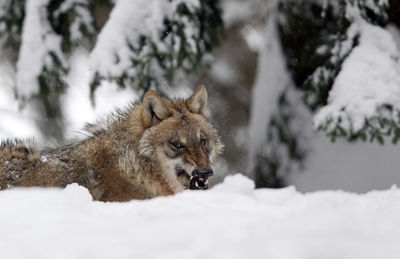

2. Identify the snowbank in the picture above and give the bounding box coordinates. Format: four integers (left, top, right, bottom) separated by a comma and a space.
1, 174, 400, 259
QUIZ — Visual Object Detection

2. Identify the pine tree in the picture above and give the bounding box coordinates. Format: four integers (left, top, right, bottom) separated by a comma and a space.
251, 0, 400, 187
279, 0, 400, 144
0, 0, 222, 142
89, 0, 222, 100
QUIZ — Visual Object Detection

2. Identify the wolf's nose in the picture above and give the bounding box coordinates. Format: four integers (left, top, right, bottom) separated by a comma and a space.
192, 169, 213, 179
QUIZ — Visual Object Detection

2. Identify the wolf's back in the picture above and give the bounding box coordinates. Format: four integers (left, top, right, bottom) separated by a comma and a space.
0, 141, 84, 190
0, 142, 40, 189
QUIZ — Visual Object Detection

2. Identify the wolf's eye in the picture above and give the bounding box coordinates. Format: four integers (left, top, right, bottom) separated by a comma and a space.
200, 138, 207, 146
172, 141, 183, 148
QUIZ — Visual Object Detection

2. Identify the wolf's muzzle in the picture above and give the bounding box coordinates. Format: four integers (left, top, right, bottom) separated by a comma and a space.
189, 169, 213, 190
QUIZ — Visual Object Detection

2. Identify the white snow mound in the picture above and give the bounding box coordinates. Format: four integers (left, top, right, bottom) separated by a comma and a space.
0, 174, 400, 259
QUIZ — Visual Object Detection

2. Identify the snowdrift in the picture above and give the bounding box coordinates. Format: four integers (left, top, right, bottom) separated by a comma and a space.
0, 174, 399, 259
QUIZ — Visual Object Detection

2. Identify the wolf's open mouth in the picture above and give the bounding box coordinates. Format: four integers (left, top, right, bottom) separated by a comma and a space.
189, 173, 210, 190
177, 169, 212, 190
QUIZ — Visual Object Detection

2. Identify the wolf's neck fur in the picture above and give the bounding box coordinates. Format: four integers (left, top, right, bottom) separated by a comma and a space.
106, 104, 149, 174
82, 103, 175, 199
81, 103, 150, 174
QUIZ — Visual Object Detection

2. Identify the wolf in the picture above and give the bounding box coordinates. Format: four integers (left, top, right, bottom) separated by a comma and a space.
0, 85, 224, 202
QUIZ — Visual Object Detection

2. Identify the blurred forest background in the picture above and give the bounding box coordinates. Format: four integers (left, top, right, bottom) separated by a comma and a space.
1, 0, 400, 192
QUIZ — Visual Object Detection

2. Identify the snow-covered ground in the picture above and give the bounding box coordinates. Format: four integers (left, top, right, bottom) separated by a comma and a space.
1, 174, 400, 259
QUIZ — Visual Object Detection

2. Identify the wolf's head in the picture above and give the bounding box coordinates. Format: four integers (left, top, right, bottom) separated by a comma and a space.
138, 85, 224, 191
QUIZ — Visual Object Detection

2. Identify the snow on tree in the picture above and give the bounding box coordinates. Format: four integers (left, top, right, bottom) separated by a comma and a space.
249, 0, 400, 187
16, 0, 95, 116
89, 0, 222, 99
249, 1, 310, 187
0, 0, 222, 141
314, 22, 400, 144
0, 0, 24, 60
279, 0, 400, 144
0, 0, 101, 141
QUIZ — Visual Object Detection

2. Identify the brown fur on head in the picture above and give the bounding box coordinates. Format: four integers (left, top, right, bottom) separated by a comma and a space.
138, 85, 224, 190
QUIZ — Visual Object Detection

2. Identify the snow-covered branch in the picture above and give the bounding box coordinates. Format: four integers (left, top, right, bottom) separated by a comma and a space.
280, 0, 400, 143
14, 0, 95, 102
314, 23, 400, 144
89, 0, 222, 96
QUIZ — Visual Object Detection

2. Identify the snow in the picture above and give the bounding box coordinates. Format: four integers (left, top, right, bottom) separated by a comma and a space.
16, 0, 67, 97
15, 0, 93, 99
2, 3, 400, 256
1, 174, 400, 258
222, 0, 256, 26
54, 0, 94, 42
209, 59, 238, 85
248, 7, 400, 193
241, 24, 264, 52
0, 0, 9, 22
248, 4, 291, 170
0, 46, 137, 142
288, 134, 400, 192
89, 0, 200, 85
0, 57, 42, 141
314, 22, 400, 134
62, 49, 137, 139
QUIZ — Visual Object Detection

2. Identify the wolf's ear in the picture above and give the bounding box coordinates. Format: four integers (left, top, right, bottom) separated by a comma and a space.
142, 90, 170, 128
187, 85, 208, 116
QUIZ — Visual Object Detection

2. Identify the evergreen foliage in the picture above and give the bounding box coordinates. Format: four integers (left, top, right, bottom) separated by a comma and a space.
0, 0, 25, 61
254, 0, 398, 187
278, 0, 400, 144
254, 89, 307, 188
89, 0, 223, 99
280, 0, 389, 109
0, 0, 223, 141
